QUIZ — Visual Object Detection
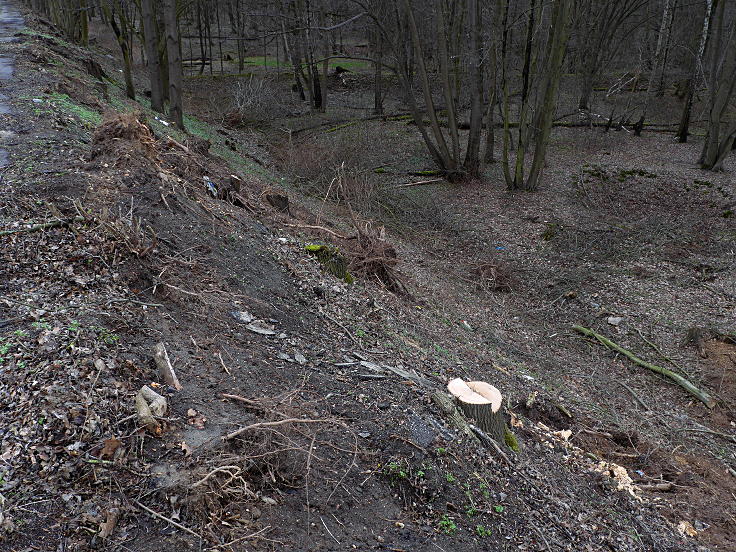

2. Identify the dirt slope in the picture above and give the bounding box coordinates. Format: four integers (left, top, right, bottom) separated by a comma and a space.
1, 5, 733, 552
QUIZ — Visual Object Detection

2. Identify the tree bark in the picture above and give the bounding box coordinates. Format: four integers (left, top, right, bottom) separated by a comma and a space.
164, 0, 184, 129
141, 0, 164, 113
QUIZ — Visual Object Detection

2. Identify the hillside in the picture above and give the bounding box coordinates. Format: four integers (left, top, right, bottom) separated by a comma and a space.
1, 3, 735, 551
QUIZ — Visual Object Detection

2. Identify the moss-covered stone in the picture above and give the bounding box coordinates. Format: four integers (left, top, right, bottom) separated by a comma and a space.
305, 244, 354, 284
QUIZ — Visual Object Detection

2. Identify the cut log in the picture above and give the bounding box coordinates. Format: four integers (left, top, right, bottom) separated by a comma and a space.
447, 378, 505, 444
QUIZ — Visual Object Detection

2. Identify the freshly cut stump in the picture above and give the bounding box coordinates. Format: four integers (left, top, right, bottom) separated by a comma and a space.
448, 378, 505, 443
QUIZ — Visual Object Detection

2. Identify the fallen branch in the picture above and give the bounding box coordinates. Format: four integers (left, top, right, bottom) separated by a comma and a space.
676, 427, 736, 443
283, 223, 352, 240
573, 325, 716, 408
0, 217, 84, 237
391, 178, 444, 189
224, 417, 329, 440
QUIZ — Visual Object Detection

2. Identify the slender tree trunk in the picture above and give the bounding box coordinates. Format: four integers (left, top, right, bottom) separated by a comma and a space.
402, 0, 453, 172
677, 0, 712, 143
164, 0, 184, 129
636, 0, 674, 135
524, 0, 572, 191
141, 0, 164, 113
463, 0, 484, 177
108, 4, 135, 100
373, 27, 383, 115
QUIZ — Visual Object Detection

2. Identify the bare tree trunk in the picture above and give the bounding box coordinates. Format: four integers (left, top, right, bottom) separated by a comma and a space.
402, 0, 453, 173
107, 3, 135, 100
141, 0, 164, 113
436, 1, 460, 168
164, 0, 184, 130
463, 0, 484, 177
525, 0, 572, 191
372, 27, 383, 115
677, 0, 712, 143
700, 6, 736, 170
635, 0, 673, 135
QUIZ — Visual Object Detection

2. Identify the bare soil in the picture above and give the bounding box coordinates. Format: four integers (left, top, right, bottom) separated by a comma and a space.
1, 5, 734, 552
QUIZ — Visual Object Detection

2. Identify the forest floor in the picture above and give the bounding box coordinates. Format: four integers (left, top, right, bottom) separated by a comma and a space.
1, 4, 735, 552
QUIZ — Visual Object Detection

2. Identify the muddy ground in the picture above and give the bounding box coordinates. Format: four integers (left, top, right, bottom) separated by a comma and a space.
1, 4, 734, 551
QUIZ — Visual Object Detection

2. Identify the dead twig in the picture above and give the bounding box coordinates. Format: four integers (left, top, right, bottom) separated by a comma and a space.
190, 466, 242, 489
216, 351, 231, 375
676, 427, 736, 443
619, 382, 651, 411
212, 526, 273, 549
283, 223, 352, 240
133, 499, 203, 541
224, 418, 329, 441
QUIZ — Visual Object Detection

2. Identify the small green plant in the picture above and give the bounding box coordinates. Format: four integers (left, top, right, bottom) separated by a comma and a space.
13, 330, 28, 338
383, 461, 408, 481
435, 447, 447, 455
32, 320, 51, 331
479, 482, 490, 499
355, 328, 367, 339
93, 326, 119, 345
465, 506, 478, 516
438, 515, 457, 535
433, 344, 449, 356
416, 470, 425, 478
475, 525, 492, 538
445, 472, 456, 483
68, 320, 81, 333
493, 505, 505, 514
0, 340, 10, 362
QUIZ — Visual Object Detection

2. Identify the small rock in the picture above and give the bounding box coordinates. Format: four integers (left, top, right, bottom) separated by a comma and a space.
245, 322, 276, 336
230, 311, 254, 324
358, 431, 371, 438
607, 316, 623, 326
294, 351, 307, 365
277, 352, 291, 361
260, 496, 277, 506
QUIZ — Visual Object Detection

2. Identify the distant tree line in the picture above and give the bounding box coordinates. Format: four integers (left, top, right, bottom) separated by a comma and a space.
22, 0, 736, 185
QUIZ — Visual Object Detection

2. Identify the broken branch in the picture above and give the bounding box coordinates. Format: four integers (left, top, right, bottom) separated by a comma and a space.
573, 325, 716, 408
0, 217, 84, 237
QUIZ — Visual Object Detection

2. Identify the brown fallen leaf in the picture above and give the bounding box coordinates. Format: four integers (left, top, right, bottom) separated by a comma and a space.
181, 441, 193, 457
99, 438, 122, 460
99, 508, 121, 538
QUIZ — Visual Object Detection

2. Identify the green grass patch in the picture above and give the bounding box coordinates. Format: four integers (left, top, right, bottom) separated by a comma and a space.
48, 93, 102, 127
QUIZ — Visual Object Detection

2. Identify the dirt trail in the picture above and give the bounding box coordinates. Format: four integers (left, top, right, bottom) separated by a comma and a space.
0, 0, 22, 167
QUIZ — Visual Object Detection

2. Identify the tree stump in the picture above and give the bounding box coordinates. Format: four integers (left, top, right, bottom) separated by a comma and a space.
447, 378, 505, 444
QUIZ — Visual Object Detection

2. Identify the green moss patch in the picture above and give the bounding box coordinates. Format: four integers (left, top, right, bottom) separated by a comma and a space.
305, 244, 354, 283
